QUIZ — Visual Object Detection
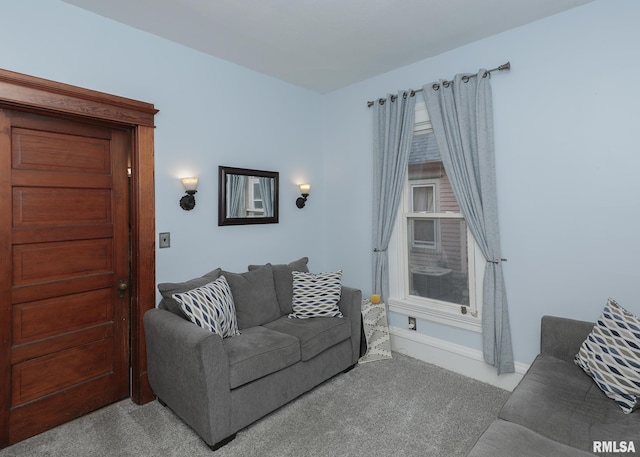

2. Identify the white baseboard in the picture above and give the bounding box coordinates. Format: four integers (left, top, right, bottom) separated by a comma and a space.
389, 326, 529, 391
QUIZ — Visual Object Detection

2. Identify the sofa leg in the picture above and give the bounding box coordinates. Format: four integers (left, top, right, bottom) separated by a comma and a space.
343, 364, 356, 373
209, 433, 236, 451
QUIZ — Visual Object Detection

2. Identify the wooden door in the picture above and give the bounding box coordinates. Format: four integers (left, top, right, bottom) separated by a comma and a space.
0, 109, 131, 444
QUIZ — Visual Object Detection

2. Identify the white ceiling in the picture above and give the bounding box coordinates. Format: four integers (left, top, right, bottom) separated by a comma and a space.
62, 0, 594, 93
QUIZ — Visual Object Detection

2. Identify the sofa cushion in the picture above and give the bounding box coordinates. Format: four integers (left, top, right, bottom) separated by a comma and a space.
248, 257, 309, 315
158, 268, 222, 317
171, 276, 240, 338
467, 420, 596, 457
499, 355, 640, 452
289, 270, 344, 319
575, 298, 640, 414
223, 326, 300, 389
263, 315, 351, 361
222, 265, 281, 330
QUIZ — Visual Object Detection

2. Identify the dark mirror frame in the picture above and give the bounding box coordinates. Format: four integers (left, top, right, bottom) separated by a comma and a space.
218, 166, 279, 226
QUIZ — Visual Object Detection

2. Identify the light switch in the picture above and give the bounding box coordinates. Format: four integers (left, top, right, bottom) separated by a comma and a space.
159, 232, 170, 248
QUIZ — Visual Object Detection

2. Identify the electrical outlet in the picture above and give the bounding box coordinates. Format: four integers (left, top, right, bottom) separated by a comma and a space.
408, 316, 416, 331
159, 232, 170, 248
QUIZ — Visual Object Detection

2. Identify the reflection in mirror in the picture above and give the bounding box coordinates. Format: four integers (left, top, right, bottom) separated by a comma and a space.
218, 166, 279, 226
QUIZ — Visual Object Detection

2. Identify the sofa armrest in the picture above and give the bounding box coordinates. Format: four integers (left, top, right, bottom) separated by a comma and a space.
338, 286, 362, 365
540, 315, 595, 363
143, 308, 231, 446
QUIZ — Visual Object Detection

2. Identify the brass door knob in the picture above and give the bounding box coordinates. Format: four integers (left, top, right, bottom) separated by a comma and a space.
117, 279, 128, 298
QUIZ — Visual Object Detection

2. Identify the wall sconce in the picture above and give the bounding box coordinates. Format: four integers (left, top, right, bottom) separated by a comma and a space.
296, 184, 311, 209
179, 177, 198, 211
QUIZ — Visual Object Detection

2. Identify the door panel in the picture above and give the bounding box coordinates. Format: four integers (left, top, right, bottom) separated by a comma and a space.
12, 338, 113, 405
13, 289, 112, 344
0, 109, 131, 445
9, 376, 116, 445
13, 239, 113, 284
12, 127, 111, 173
13, 187, 112, 225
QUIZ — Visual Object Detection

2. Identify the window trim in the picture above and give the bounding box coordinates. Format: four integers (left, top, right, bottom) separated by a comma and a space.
401, 182, 481, 316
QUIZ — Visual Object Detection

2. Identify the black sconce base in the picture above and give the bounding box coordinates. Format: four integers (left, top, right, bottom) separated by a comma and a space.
296, 194, 308, 209
180, 190, 197, 211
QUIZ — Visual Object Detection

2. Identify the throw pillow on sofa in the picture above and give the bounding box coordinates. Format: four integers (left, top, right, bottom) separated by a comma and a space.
157, 268, 222, 317
222, 264, 281, 329
248, 257, 309, 315
172, 275, 240, 338
289, 270, 344, 319
574, 298, 640, 414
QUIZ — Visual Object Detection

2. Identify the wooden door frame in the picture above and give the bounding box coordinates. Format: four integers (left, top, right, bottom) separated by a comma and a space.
0, 69, 158, 433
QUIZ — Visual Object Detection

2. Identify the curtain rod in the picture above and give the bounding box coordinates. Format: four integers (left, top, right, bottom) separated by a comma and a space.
366, 61, 511, 108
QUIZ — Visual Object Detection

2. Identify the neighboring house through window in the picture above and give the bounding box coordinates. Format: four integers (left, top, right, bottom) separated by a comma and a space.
388, 101, 484, 332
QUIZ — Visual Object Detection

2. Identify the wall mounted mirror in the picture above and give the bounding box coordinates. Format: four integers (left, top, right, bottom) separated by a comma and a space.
218, 166, 279, 226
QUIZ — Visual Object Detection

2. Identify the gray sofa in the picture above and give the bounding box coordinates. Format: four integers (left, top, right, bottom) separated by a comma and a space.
144, 259, 362, 450
467, 316, 640, 457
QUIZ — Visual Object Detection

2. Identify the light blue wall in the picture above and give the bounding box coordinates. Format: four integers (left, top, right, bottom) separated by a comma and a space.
322, 0, 640, 364
2, 0, 638, 368
0, 1, 327, 294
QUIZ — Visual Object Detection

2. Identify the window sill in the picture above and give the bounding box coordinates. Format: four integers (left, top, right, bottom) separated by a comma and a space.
387, 298, 482, 333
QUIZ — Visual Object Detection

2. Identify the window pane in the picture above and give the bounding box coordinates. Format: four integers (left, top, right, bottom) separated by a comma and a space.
411, 185, 434, 212
407, 218, 469, 305
412, 219, 436, 247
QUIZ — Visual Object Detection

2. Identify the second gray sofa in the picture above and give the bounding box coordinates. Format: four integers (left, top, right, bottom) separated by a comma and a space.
467, 315, 640, 457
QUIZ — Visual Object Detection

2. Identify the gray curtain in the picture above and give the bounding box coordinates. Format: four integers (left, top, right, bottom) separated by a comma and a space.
258, 177, 274, 217
227, 175, 246, 218
422, 71, 514, 374
372, 91, 416, 302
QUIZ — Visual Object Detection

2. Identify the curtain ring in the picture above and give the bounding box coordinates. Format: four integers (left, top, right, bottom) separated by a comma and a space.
462, 75, 470, 83
432, 83, 440, 91
443, 80, 451, 88
391, 95, 397, 102
410, 90, 416, 97
378, 98, 386, 105
488, 258, 508, 264
402, 91, 408, 100
482, 71, 489, 78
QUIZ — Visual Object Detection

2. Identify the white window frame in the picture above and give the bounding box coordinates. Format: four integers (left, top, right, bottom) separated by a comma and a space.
387, 101, 484, 332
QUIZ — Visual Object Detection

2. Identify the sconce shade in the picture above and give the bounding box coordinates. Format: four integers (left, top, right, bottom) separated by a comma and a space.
180, 176, 198, 211
181, 177, 199, 191
296, 183, 311, 209
299, 183, 311, 195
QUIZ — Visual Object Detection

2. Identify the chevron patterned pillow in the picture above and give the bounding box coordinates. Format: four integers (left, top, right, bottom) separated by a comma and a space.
172, 275, 240, 338
575, 298, 640, 414
289, 270, 344, 319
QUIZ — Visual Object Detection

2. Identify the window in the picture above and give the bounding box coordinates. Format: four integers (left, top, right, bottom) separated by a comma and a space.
388, 102, 483, 331
411, 218, 437, 249
409, 180, 438, 250
246, 177, 264, 216
404, 159, 471, 304
411, 183, 435, 212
